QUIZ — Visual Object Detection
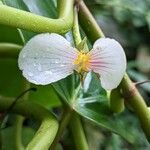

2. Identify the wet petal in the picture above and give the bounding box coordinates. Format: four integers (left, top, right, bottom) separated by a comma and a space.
89, 38, 126, 90
18, 33, 78, 85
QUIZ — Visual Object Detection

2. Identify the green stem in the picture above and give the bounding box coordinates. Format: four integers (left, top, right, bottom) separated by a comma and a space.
50, 107, 73, 150
77, 0, 104, 43
121, 74, 150, 142
0, 0, 74, 34
78, 0, 150, 142
73, 7, 82, 46
0, 98, 58, 150
0, 43, 22, 58
12, 81, 30, 150
70, 6, 89, 150
13, 116, 24, 150
70, 113, 88, 150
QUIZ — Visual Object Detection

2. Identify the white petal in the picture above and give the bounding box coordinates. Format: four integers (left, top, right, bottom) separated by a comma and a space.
18, 33, 78, 85
89, 38, 126, 90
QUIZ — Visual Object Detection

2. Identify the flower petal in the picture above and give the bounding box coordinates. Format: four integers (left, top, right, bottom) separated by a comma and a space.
89, 38, 126, 90
18, 33, 78, 85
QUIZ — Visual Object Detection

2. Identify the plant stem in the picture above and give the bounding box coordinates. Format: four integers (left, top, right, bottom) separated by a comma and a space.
50, 107, 73, 150
0, 98, 58, 150
13, 116, 24, 150
71, 6, 89, 150
0, 43, 21, 58
0, 0, 74, 34
77, 0, 104, 43
12, 80, 30, 150
121, 74, 150, 142
73, 7, 82, 46
70, 113, 88, 150
78, 0, 150, 142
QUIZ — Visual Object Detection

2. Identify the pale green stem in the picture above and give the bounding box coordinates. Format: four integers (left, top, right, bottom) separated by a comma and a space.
77, 0, 104, 43
78, 0, 150, 142
70, 6, 89, 150
70, 113, 89, 150
121, 74, 150, 142
0, 98, 58, 150
13, 117, 24, 150
12, 81, 30, 150
0, 0, 74, 34
73, 7, 82, 46
50, 107, 73, 150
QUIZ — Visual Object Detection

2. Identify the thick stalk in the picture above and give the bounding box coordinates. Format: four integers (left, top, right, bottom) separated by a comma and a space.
70, 6, 89, 150
121, 74, 150, 142
0, 98, 58, 150
70, 113, 88, 150
77, 0, 104, 43
73, 7, 82, 46
0, 0, 74, 34
50, 107, 73, 150
12, 81, 30, 150
78, 0, 150, 142
13, 117, 24, 150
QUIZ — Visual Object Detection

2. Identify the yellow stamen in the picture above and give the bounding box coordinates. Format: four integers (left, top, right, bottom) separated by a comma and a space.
74, 52, 91, 72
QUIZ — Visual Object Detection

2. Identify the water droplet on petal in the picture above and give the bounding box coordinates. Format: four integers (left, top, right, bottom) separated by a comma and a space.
23, 54, 26, 58
60, 64, 65, 67
55, 60, 59, 63
45, 71, 52, 75
38, 64, 42, 71
28, 72, 33, 77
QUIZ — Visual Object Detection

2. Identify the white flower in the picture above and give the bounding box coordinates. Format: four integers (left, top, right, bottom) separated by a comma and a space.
18, 33, 126, 90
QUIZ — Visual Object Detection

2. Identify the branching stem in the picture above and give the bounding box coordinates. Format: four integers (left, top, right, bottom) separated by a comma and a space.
0, 0, 74, 34
78, 0, 150, 142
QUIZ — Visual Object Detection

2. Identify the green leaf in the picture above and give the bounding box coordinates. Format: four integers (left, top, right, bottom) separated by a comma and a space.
74, 97, 135, 143
29, 84, 61, 108
52, 73, 80, 103
83, 72, 106, 96
0, 59, 23, 97
0, 25, 23, 44
53, 69, 135, 143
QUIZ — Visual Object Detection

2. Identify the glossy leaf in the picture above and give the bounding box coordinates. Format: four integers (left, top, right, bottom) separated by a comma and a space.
52, 73, 80, 103
74, 97, 135, 143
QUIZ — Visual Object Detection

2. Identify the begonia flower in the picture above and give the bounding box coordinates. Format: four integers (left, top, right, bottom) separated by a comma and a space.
18, 33, 126, 90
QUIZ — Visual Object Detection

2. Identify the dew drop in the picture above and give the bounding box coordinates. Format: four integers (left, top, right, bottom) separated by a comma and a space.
33, 63, 37, 67
28, 72, 33, 77
60, 64, 65, 67
45, 71, 52, 75
38, 64, 42, 71
22, 54, 26, 58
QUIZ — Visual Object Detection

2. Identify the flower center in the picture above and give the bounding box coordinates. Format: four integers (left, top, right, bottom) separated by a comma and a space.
74, 52, 91, 72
